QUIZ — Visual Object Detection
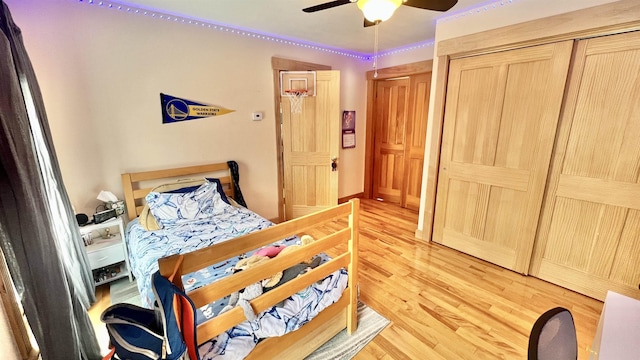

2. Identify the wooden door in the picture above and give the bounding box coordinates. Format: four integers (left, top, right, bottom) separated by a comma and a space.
372, 73, 431, 209
433, 41, 574, 273
372, 78, 410, 205
531, 31, 640, 300
403, 73, 431, 211
281, 71, 340, 220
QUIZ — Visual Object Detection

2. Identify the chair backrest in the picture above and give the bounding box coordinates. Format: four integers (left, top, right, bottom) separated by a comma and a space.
528, 307, 577, 360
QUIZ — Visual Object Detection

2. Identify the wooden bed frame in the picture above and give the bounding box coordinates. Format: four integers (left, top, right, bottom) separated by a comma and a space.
120, 162, 359, 359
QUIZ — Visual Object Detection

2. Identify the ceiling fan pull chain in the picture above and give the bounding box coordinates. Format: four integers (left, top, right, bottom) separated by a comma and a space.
373, 24, 379, 78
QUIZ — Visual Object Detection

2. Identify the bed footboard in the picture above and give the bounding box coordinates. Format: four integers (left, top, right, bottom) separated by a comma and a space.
157, 199, 359, 355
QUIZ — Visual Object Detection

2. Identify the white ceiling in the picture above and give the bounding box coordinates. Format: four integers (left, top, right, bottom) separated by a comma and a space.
111, 0, 489, 54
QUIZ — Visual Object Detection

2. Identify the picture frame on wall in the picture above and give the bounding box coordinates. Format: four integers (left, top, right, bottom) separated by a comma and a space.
342, 110, 356, 149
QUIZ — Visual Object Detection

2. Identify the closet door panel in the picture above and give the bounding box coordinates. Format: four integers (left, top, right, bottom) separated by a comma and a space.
610, 210, 640, 285
450, 67, 501, 165
404, 73, 431, 210
434, 41, 574, 273
533, 31, 640, 300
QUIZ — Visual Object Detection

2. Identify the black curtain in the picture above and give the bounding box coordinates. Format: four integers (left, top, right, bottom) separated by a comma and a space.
0, 2, 101, 359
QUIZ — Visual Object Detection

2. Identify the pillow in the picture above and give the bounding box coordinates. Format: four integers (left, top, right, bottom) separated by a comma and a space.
162, 178, 230, 205
138, 179, 206, 231
161, 178, 230, 205
139, 205, 161, 231
205, 178, 230, 204
146, 181, 227, 228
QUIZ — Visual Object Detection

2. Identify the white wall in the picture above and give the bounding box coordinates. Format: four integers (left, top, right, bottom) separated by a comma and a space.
417, 0, 620, 231
376, 44, 435, 69
5, 0, 373, 220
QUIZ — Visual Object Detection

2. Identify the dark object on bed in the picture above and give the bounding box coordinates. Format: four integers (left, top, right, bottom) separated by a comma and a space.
266, 256, 322, 291
227, 160, 247, 208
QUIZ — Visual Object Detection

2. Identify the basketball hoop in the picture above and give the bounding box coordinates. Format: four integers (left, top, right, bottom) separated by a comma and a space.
284, 89, 308, 114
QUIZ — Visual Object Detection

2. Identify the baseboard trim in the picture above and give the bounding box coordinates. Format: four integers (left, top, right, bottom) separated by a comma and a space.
339, 192, 364, 204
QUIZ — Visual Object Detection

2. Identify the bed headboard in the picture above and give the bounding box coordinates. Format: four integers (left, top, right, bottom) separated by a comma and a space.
121, 162, 236, 221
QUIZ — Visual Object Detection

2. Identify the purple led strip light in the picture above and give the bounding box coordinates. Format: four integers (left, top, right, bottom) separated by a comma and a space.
76, 0, 374, 60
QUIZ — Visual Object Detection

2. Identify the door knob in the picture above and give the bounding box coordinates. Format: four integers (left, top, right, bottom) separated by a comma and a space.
331, 157, 338, 172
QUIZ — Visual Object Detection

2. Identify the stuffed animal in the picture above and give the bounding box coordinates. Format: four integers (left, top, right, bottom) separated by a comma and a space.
275, 235, 316, 263
233, 254, 282, 287
218, 235, 320, 319
255, 245, 286, 258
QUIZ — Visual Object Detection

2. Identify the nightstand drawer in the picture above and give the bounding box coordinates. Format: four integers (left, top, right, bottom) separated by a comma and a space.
87, 242, 125, 269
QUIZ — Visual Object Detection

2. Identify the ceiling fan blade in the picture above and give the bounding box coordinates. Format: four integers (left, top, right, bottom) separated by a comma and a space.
403, 0, 458, 12
303, 0, 352, 13
363, 18, 377, 27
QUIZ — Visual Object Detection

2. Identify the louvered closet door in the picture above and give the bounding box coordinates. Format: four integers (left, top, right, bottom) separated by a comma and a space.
433, 41, 573, 273
531, 31, 640, 300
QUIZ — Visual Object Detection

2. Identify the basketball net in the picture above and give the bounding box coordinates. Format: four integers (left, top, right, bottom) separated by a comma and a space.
284, 89, 308, 114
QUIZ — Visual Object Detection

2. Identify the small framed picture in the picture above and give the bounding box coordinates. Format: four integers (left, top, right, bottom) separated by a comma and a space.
342, 110, 355, 131
342, 131, 355, 149
342, 111, 356, 149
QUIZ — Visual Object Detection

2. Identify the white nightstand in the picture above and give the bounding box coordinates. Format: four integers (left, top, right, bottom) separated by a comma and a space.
80, 217, 133, 286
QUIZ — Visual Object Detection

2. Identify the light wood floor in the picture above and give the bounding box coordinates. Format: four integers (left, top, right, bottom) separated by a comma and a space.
88, 199, 603, 359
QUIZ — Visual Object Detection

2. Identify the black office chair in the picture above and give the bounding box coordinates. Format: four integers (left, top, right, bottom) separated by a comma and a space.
528, 307, 577, 360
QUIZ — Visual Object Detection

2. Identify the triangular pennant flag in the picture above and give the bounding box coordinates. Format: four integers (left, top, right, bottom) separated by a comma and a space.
161, 93, 234, 124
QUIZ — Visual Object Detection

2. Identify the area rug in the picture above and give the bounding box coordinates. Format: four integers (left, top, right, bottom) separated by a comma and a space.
109, 278, 389, 359
305, 301, 390, 359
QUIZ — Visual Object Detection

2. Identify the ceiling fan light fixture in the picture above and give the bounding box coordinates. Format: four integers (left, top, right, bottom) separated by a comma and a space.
357, 0, 402, 22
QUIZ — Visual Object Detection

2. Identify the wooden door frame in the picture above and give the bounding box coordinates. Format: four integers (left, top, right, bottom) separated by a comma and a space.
420, 0, 640, 242
364, 60, 433, 199
0, 249, 38, 359
271, 57, 331, 223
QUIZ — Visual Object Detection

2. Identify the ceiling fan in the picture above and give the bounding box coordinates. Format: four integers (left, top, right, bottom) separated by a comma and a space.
303, 0, 459, 26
